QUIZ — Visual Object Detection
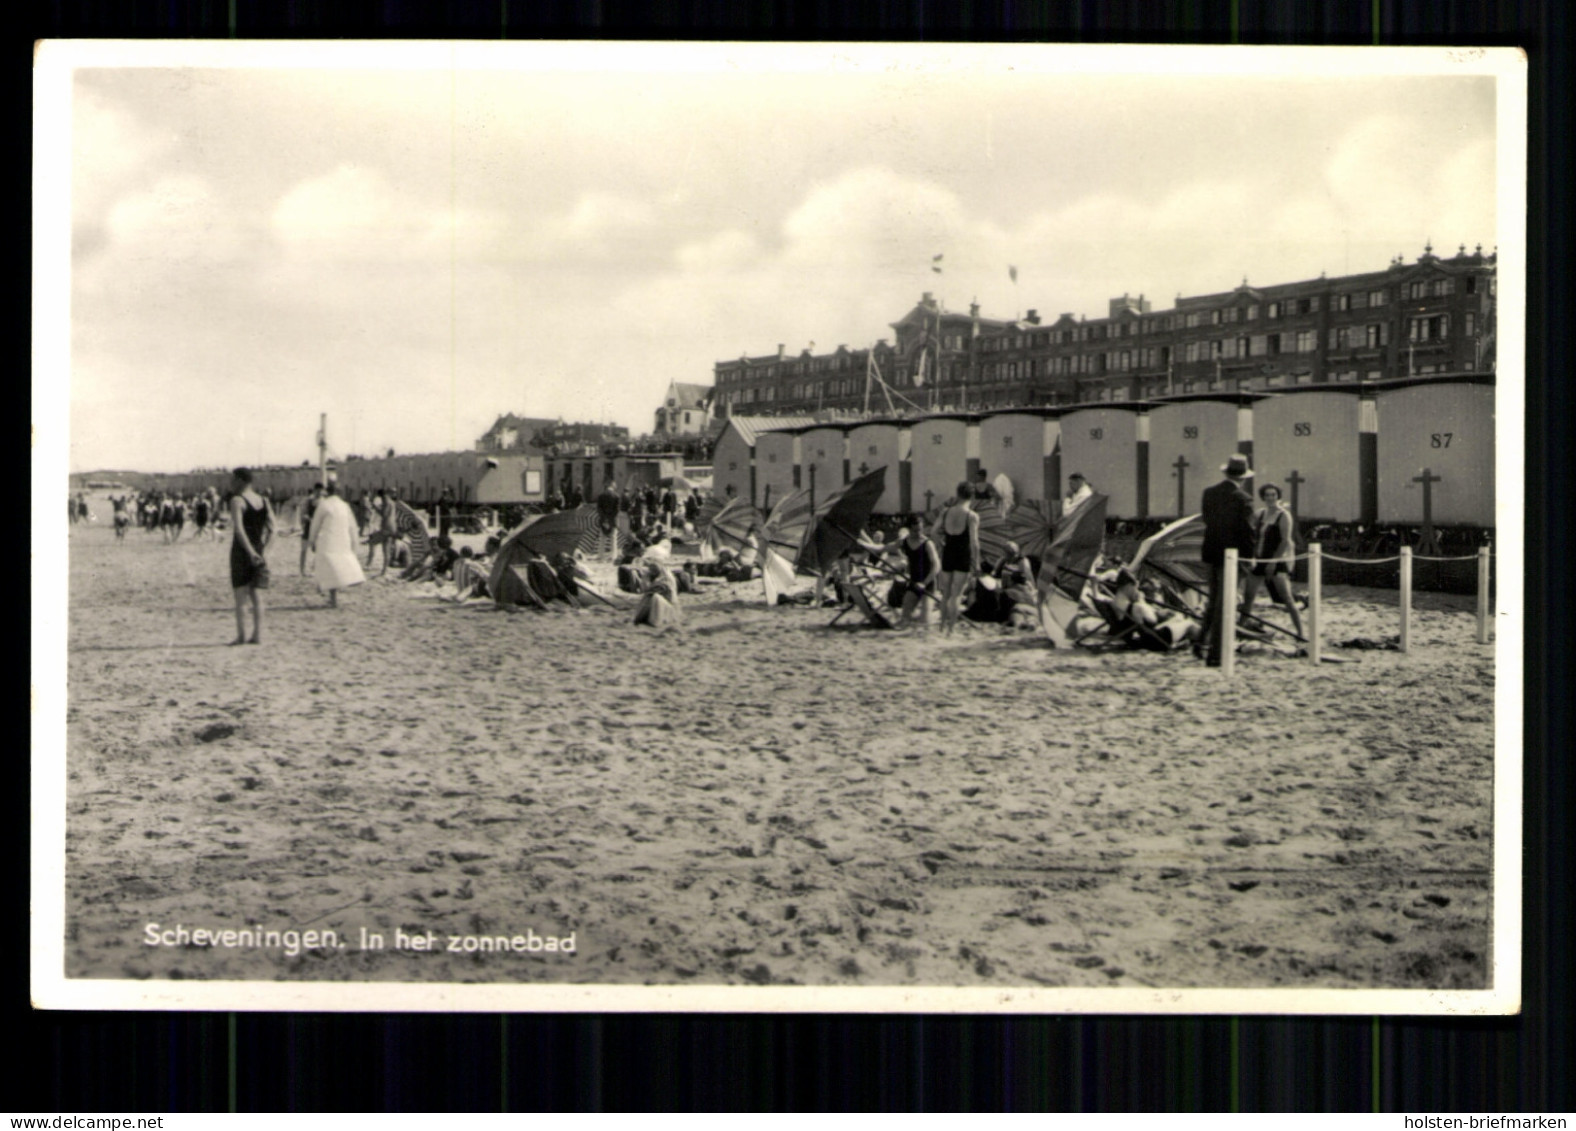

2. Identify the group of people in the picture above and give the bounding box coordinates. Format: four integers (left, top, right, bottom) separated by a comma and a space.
1200, 454, 1306, 666
213, 455, 1303, 653
92, 488, 224, 543
589, 481, 707, 562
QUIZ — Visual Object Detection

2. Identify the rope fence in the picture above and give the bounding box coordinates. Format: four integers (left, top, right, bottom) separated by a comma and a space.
1220, 544, 1492, 672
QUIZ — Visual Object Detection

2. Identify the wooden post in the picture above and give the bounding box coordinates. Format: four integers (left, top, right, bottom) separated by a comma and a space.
1399, 545, 1413, 654
1477, 544, 1491, 645
1307, 543, 1322, 665
1222, 548, 1238, 679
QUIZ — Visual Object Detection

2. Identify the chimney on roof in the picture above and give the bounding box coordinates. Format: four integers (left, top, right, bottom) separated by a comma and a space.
777, 344, 785, 360
1025, 310, 1040, 324
922, 291, 933, 304
969, 302, 980, 318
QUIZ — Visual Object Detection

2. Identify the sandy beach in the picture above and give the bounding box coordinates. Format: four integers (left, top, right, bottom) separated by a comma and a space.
59, 501, 1494, 990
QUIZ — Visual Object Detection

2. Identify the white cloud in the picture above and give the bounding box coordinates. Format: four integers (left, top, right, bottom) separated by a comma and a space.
674, 228, 760, 272
71, 85, 175, 228
104, 175, 240, 256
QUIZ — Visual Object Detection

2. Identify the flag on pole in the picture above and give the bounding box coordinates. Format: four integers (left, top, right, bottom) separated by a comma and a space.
932, 253, 944, 274
1008, 265, 1018, 283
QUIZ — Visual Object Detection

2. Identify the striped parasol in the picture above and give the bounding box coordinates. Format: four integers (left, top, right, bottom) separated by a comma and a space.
694, 494, 729, 538
1128, 514, 1210, 598
973, 500, 1016, 567
500, 505, 602, 562
1002, 499, 1059, 561
391, 500, 431, 564
762, 488, 815, 564
702, 496, 762, 556
1035, 493, 1108, 646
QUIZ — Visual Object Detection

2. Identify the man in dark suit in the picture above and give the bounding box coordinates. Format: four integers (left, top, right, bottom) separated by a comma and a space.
1200, 454, 1257, 667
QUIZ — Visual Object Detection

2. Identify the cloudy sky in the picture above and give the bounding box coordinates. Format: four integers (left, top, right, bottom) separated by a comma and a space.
51, 44, 1501, 473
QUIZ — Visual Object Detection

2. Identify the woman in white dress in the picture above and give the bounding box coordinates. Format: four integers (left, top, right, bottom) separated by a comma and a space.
309, 483, 366, 608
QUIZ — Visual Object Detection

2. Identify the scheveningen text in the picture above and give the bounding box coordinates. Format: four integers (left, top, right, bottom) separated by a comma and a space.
143, 922, 341, 956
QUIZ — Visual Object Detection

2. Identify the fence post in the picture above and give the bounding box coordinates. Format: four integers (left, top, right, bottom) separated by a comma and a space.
1222, 548, 1238, 679
1308, 542, 1322, 665
1477, 545, 1491, 645
1399, 545, 1412, 654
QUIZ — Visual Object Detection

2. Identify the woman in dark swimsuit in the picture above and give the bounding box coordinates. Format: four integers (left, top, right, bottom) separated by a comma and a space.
1240, 482, 1304, 640
936, 482, 980, 636
896, 516, 942, 632
229, 467, 274, 644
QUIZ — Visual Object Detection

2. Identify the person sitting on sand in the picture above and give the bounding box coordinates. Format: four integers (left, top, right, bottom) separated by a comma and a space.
228, 467, 273, 644
1102, 567, 1200, 651
632, 558, 682, 629
965, 539, 1034, 626
551, 551, 587, 609
400, 534, 457, 583
451, 546, 490, 601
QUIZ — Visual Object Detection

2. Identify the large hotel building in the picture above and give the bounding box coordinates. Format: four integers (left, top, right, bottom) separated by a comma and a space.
709, 245, 1496, 416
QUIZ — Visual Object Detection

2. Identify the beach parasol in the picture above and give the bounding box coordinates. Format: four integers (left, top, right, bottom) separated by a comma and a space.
973, 500, 1016, 567
760, 545, 797, 606
498, 506, 602, 563
658, 475, 695, 491
1034, 492, 1108, 646
1128, 514, 1209, 592
391, 499, 431, 564
703, 496, 763, 557
1003, 499, 1057, 561
761, 488, 815, 564
795, 466, 887, 575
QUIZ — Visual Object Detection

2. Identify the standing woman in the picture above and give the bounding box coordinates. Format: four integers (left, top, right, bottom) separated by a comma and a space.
936, 482, 981, 636
309, 481, 366, 608
896, 516, 942, 632
228, 467, 274, 644
1240, 482, 1305, 641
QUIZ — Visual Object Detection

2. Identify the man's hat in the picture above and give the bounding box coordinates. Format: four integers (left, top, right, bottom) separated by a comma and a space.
1221, 455, 1254, 478
1069, 472, 1085, 481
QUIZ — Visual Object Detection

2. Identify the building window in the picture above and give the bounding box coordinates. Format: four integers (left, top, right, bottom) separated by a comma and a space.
1296, 330, 1316, 353
1365, 323, 1389, 348
1334, 293, 1351, 312
1268, 333, 1283, 355
1409, 314, 1450, 341
1293, 371, 1312, 385
1370, 289, 1388, 306
1465, 276, 1478, 295
1247, 304, 1259, 321
1431, 278, 1454, 297
1465, 312, 1476, 337
1267, 301, 1281, 319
